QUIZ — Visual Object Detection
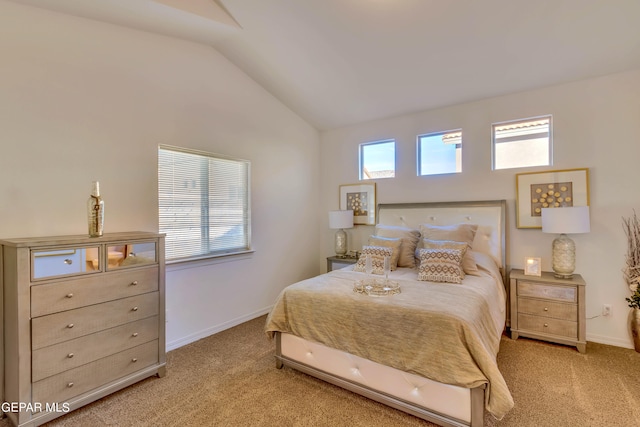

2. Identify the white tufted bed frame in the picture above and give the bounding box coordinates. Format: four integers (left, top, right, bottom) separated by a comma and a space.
274, 200, 508, 427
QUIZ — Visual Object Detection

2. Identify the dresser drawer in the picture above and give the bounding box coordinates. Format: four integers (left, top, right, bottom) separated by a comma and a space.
31, 267, 159, 317
32, 340, 159, 405
31, 246, 101, 280
32, 292, 159, 349
518, 313, 577, 339
32, 316, 159, 382
517, 280, 576, 303
517, 297, 577, 321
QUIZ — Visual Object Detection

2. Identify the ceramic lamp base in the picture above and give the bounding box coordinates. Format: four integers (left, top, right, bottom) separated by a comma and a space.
334, 228, 347, 256
552, 233, 575, 279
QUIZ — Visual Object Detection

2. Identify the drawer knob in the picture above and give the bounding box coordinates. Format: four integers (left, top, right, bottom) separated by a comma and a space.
132, 306, 139, 311
67, 323, 74, 329
67, 353, 74, 358
67, 382, 74, 388
544, 307, 548, 311
131, 280, 138, 286
132, 332, 139, 337
132, 358, 138, 363
66, 293, 74, 298
64, 259, 73, 265
544, 323, 549, 327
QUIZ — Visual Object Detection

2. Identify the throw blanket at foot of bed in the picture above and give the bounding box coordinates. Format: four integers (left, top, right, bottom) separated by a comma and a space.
265, 268, 514, 420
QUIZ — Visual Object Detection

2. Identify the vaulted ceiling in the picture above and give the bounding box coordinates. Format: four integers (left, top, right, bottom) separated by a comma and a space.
10, 0, 640, 130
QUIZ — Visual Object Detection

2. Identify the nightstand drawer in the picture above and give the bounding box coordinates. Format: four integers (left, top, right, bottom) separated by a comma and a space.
518, 313, 577, 338
517, 297, 577, 321
518, 280, 576, 303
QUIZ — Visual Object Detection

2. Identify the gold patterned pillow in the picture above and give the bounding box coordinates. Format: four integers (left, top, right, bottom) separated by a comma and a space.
354, 246, 394, 275
421, 238, 477, 275
368, 235, 402, 270
417, 248, 466, 283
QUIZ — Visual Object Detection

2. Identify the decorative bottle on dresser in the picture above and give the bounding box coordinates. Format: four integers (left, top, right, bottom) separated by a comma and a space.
87, 180, 104, 237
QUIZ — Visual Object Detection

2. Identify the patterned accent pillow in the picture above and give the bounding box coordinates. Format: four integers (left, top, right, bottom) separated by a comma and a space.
374, 224, 421, 268
354, 246, 394, 275
417, 248, 466, 284
368, 235, 402, 270
421, 238, 477, 275
419, 223, 479, 274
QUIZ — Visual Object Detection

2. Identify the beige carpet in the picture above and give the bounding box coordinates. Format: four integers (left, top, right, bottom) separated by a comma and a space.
3, 315, 640, 427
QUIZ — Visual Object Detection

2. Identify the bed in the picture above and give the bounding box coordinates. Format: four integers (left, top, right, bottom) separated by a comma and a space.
265, 200, 513, 427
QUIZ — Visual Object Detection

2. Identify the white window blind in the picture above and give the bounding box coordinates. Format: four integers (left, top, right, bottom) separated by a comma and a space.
158, 145, 251, 262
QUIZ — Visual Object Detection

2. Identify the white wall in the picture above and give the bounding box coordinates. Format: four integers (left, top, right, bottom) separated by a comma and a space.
320, 69, 640, 348
0, 1, 321, 349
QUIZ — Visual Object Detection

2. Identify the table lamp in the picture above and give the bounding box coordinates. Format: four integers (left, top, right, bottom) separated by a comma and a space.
541, 206, 590, 278
329, 210, 354, 257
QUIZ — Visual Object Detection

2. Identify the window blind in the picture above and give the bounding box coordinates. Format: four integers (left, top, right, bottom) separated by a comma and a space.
158, 145, 251, 262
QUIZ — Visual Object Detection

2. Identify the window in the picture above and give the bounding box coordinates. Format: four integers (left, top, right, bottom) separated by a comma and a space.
359, 139, 395, 180
418, 130, 462, 176
158, 145, 251, 262
492, 116, 552, 170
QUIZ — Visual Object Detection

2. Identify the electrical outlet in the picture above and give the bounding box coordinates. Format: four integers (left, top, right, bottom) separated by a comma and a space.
603, 304, 612, 317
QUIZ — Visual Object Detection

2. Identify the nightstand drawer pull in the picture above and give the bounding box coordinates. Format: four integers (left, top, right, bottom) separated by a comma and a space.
132, 358, 138, 363
67, 353, 74, 358
544, 323, 548, 327
131, 280, 138, 286
132, 306, 138, 311
66, 293, 74, 298
67, 323, 74, 329
544, 307, 548, 311
132, 332, 139, 337
67, 382, 74, 388
64, 259, 73, 265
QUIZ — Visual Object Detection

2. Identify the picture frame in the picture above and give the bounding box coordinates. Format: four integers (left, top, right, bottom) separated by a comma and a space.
524, 257, 542, 276
515, 168, 589, 229
339, 183, 376, 225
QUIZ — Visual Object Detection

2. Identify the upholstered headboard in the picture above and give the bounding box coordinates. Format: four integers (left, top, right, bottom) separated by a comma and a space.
377, 200, 507, 279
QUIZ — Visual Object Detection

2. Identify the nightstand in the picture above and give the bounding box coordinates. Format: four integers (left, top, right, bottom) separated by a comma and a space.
510, 269, 586, 353
326, 256, 357, 272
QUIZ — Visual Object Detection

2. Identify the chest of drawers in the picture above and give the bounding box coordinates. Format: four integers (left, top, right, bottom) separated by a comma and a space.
1, 232, 166, 426
509, 269, 586, 353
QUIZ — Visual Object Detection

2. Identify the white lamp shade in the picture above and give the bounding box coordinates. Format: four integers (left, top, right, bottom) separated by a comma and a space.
329, 210, 354, 229
541, 206, 590, 234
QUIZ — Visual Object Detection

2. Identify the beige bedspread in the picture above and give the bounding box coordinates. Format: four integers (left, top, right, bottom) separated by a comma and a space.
265, 263, 514, 419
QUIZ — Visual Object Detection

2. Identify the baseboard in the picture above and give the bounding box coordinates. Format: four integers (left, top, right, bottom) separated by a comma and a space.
165, 305, 273, 351
586, 333, 634, 349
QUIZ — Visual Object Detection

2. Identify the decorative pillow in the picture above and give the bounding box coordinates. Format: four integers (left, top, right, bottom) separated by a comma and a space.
354, 246, 394, 275
368, 235, 402, 270
421, 238, 478, 275
419, 223, 478, 247
417, 248, 466, 284
374, 224, 420, 268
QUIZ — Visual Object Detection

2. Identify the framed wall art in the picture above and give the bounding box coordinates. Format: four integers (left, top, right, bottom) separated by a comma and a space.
339, 183, 376, 225
515, 168, 589, 229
